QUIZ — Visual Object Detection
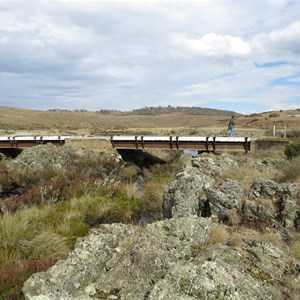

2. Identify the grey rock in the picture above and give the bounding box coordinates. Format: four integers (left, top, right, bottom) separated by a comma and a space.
23, 217, 212, 300
191, 154, 238, 176
294, 210, 300, 232
7, 143, 78, 170
205, 179, 244, 217
163, 166, 214, 218
0, 152, 7, 160
22, 218, 299, 300
247, 178, 299, 229
148, 241, 295, 300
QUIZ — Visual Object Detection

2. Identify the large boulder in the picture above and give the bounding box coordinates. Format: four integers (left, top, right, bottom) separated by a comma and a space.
191, 154, 238, 176
23, 217, 212, 300
148, 241, 299, 300
246, 178, 299, 229
163, 166, 214, 218
23, 217, 300, 300
7, 143, 78, 169
204, 179, 244, 218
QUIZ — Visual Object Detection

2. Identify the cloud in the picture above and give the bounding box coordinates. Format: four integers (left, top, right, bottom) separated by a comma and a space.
173, 33, 251, 58
269, 21, 300, 54
0, 0, 299, 113
252, 21, 300, 59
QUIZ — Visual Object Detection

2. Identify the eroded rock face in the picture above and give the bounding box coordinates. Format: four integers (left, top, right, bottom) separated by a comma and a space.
191, 154, 238, 176
205, 179, 244, 216
163, 167, 213, 218
22, 217, 212, 300
163, 161, 243, 220
22, 217, 300, 300
246, 178, 299, 229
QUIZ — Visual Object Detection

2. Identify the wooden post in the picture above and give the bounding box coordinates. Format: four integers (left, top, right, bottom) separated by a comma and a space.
273, 125, 276, 137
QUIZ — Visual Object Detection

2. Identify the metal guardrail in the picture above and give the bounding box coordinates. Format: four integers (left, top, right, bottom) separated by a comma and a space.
0, 135, 251, 152
0, 136, 70, 148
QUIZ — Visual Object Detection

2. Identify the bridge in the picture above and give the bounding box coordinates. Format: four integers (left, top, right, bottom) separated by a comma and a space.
0, 135, 251, 152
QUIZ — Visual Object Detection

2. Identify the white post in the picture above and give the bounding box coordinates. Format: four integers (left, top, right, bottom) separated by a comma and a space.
273, 125, 276, 137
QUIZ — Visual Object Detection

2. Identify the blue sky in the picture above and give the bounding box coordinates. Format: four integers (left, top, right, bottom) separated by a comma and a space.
0, 0, 300, 114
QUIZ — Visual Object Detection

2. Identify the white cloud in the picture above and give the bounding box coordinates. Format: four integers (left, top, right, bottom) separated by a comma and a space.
173, 33, 251, 58
269, 21, 300, 53
0, 0, 299, 112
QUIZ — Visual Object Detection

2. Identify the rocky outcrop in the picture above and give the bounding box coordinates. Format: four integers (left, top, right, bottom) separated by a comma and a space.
246, 178, 299, 229
163, 160, 299, 231
23, 217, 212, 299
23, 217, 300, 300
22, 153, 300, 299
163, 158, 243, 220
148, 241, 299, 300
205, 179, 244, 218
163, 167, 213, 218
191, 154, 238, 176
7, 143, 78, 169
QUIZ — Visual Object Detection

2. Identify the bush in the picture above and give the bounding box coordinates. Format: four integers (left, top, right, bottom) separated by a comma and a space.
284, 139, 300, 160
269, 112, 280, 118
287, 129, 300, 139
277, 156, 300, 182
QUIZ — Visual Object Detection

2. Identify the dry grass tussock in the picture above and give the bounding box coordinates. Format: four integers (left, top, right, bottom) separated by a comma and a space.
206, 224, 229, 245
0, 194, 115, 298
224, 154, 282, 194
289, 233, 300, 259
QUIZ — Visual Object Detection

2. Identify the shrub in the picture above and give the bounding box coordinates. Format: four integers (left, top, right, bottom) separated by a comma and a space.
277, 156, 300, 182
0, 258, 56, 300
286, 129, 300, 139
285, 139, 300, 160
269, 112, 280, 118
0, 161, 16, 195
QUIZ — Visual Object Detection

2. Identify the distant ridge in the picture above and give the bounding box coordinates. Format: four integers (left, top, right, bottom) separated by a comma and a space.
131, 106, 242, 116
46, 106, 241, 116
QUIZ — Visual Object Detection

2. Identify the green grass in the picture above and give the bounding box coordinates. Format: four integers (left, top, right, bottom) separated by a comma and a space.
0, 152, 184, 299
0, 195, 109, 299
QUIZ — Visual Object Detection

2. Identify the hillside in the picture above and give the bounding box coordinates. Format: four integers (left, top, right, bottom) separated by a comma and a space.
0, 143, 298, 299
0, 106, 299, 138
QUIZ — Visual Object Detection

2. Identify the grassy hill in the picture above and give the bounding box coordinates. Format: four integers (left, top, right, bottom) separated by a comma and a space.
0, 106, 299, 138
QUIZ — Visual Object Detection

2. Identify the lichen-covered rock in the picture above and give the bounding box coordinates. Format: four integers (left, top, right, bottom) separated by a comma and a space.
22, 217, 212, 300
22, 217, 300, 300
191, 154, 238, 176
247, 178, 299, 229
163, 166, 214, 218
7, 143, 78, 169
148, 241, 299, 300
205, 179, 244, 217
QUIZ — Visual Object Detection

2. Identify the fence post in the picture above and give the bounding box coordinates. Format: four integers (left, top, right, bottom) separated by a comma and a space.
273, 125, 276, 137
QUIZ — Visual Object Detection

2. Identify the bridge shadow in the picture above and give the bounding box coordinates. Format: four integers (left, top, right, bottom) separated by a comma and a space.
0, 148, 23, 158
117, 149, 165, 168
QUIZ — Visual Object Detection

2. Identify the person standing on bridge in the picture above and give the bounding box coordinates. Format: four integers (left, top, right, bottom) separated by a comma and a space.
228, 115, 236, 137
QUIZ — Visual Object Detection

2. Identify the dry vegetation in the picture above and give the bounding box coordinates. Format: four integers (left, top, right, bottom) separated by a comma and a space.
0, 106, 300, 299
1, 106, 299, 138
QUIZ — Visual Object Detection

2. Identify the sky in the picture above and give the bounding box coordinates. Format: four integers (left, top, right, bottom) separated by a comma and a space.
0, 0, 300, 114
